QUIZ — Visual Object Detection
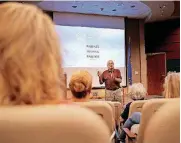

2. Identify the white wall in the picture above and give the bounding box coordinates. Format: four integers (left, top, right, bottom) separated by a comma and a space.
53, 12, 125, 29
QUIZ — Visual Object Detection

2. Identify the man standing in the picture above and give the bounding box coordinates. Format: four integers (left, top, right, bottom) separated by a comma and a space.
97, 60, 122, 102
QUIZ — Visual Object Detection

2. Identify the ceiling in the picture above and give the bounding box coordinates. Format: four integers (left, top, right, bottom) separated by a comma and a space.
143, 1, 175, 22
37, 1, 151, 19
33, 1, 179, 22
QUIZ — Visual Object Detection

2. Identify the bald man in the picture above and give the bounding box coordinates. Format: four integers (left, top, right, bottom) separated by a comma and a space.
97, 60, 122, 102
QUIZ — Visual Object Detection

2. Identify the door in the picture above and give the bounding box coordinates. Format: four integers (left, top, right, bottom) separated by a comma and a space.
147, 53, 166, 95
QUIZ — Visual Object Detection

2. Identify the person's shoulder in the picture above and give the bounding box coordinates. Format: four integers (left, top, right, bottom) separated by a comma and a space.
114, 69, 120, 71
114, 69, 121, 73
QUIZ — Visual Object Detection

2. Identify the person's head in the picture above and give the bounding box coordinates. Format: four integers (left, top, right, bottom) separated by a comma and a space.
69, 71, 92, 101
107, 60, 114, 71
163, 72, 180, 98
0, 3, 65, 105
128, 83, 147, 100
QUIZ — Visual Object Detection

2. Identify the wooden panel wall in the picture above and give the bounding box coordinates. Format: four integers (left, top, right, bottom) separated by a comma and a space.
145, 18, 180, 60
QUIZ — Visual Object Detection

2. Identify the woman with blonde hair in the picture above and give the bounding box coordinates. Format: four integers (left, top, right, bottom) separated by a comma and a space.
69, 71, 92, 102
163, 72, 180, 98
0, 2, 65, 105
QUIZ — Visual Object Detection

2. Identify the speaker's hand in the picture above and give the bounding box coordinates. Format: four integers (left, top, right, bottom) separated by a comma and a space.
97, 71, 102, 77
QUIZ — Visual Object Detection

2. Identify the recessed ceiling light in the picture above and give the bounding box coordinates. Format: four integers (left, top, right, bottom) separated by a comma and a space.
100, 8, 104, 11
112, 9, 116, 11
131, 5, 135, 8
72, 6, 77, 8
163, 5, 166, 8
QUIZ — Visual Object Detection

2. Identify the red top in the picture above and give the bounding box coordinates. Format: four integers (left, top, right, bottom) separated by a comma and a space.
99, 69, 122, 90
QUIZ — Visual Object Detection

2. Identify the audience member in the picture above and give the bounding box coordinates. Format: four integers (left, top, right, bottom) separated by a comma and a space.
120, 83, 146, 124
0, 2, 66, 105
69, 71, 92, 102
120, 72, 180, 143
163, 72, 180, 98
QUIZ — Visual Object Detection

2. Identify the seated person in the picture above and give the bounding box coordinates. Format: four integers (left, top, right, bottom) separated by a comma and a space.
120, 83, 147, 124
163, 72, 180, 98
120, 72, 180, 143
69, 71, 92, 102
0, 3, 66, 105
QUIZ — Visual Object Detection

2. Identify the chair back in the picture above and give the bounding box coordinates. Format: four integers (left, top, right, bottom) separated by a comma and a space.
0, 105, 110, 143
128, 100, 147, 117
75, 101, 114, 133
137, 98, 179, 143
143, 99, 180, 143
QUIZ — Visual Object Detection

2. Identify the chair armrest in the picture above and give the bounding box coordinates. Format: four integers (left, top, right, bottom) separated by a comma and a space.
123, 128, 137, 139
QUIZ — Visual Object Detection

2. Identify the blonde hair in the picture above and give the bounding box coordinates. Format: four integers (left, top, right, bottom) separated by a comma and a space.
163, 72, 180, 98
0, 3, 65, 105
69, 71, 92, 99
128, 83, 147, 100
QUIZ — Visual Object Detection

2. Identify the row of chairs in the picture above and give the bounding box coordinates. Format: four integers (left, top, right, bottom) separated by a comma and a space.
0, 101, 122, 143
1, 97, 178, 143
124, 98, 180, 143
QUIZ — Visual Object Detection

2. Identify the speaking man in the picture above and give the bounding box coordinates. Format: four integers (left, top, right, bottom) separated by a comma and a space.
97, 60, 122, 102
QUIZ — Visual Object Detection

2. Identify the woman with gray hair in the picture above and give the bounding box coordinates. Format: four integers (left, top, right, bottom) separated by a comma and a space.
120, 83, 147, 123
120, 83, 147, 143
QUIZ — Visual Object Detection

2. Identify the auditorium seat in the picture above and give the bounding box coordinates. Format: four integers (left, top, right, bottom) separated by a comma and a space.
105, 101, 116, 121
92, 101, 122, 127
143, 99, 179, 143
75, 101, 115, 132
0, 105, 110, 143
128, 100, 148, 117
108, 101, 122, 127
74, 101, 115, 142
93, 101, 122, 142
105, 101, 123, 142
125, 98, 179, 143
